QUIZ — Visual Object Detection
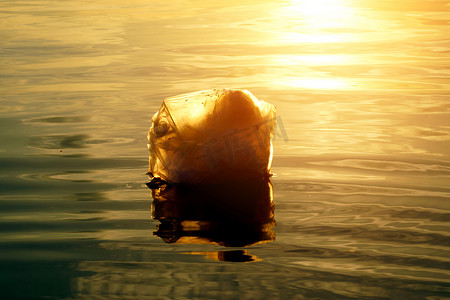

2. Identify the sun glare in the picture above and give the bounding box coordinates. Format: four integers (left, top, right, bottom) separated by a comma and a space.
277, 0, 357, 44
268, 0, 359, 90
272, 54, 354, 66
287, 0, 354, 29
277, 78, 353, 90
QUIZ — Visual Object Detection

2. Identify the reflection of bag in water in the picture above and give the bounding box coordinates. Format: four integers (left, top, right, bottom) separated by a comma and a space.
150, 179, 276, 248
148, 89, 276, 184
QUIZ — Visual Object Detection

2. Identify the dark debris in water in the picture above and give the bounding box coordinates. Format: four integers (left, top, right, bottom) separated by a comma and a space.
146, 173, 171, 189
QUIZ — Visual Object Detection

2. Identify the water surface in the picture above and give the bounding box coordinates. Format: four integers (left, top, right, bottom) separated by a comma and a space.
1, 0, 449, 299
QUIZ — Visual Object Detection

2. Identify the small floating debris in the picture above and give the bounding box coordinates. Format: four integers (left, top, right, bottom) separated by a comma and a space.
148, 89, 276, 184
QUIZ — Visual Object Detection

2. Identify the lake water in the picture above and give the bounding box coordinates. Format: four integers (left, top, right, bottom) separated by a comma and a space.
1, 0, 449, 299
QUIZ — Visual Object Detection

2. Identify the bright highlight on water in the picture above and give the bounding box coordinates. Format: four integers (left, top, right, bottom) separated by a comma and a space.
0, 0, 449, 299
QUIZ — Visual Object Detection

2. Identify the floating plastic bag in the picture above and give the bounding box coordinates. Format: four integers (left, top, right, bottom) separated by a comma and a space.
148, 89, 276, 184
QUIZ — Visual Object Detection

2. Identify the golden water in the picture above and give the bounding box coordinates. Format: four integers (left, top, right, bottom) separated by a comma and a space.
1, 0, 449, 298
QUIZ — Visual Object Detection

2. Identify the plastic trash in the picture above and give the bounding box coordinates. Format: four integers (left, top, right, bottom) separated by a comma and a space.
148, 89, 276, 184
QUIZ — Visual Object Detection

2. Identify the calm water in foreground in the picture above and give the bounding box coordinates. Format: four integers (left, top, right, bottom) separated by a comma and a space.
1, 0, 449, 299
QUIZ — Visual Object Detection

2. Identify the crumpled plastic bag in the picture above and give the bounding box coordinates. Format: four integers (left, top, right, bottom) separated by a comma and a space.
148, 89, 276, 184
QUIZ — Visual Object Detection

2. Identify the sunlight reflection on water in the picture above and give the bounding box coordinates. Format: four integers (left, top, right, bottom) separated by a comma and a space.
0, 0, 449, 299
